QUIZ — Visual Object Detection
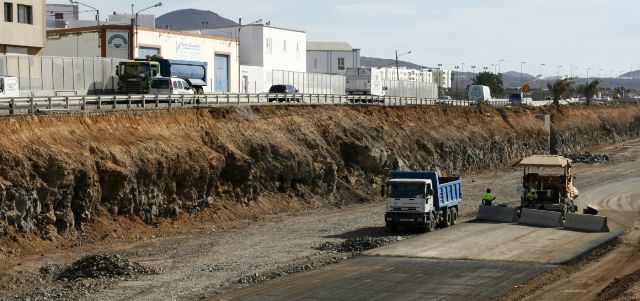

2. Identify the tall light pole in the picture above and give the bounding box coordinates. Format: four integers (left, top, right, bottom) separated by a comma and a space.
599, 68, 603, 78
498, 59, 504, 74
395, 50, 412, 80
70, 1, 100, 50
520, 61, 526, 89
557, 65, 563, 78
135, 2, 163, 58
471, 65, 476, 75
586, 68, 591, 82
491, 64, 497, 74
454, 65, 459, 99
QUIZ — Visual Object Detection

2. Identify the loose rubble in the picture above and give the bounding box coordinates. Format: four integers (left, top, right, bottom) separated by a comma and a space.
55, 254, 158, 280
317, 236, 400, 253
565, 153, 611, 164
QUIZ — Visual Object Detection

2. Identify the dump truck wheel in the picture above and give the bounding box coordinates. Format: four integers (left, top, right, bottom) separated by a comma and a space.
442, 209, 452, 228
451, 207, 458, 225
425, 212, 436, 232
386, 222, 398, 233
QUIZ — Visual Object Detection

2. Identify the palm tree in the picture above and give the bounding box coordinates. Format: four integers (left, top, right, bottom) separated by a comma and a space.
547, 78, 574, 107
581, 79, 601, 106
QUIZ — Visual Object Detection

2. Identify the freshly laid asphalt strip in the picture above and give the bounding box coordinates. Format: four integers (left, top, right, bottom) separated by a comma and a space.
213, 256, 551, 301
212, 221, 621, 301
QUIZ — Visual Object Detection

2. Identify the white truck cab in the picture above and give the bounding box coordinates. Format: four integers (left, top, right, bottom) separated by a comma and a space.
0, 76, 20, 98
387, 179, 434, 216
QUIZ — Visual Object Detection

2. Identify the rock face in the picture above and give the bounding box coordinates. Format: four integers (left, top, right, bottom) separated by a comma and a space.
0, 104, 639, 238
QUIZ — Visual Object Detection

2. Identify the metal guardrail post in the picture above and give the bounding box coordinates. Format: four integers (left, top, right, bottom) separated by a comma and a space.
9, 98, 15, 115
65, 96, 69, 110
112, 96, 117, 110
47, 97, 52, 110
181, 94, 185, 107
127, 95, 131, 109
204, 95, 208, 106
155, 95, 159, 108
81, 96, 86, 111
168, 95, 172, 108
141, 95, 146, 108
227, 94, 230, 105
29, 97, 34, 113
237, 94, 240, 105
97, 96, 101, 110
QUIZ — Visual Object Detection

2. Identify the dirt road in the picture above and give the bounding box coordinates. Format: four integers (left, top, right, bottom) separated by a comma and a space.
1, 139, 639, 300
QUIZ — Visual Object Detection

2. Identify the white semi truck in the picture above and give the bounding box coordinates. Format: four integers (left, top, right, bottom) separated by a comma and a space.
346, 67, 385, 96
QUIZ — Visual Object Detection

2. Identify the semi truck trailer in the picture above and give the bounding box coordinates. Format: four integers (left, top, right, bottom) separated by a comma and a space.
385, 171, 462, 232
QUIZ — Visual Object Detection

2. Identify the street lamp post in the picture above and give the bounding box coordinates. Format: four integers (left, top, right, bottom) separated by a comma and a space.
471, 65, 476, 75
135, 2, 163, 58
557, 65, 563, 78
520, 61, 526, 89
586, 68, 591, 82
498, 59, 504, 74
395, 50, 412, 81
454, 65, 459, 99
70, 1, 100, 50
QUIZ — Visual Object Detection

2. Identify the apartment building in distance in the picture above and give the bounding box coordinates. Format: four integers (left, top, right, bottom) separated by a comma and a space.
1, 0, 46, 55
307, 41, 360, 74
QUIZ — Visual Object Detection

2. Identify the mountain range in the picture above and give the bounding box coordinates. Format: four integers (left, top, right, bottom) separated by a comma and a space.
156, 9, 237, 30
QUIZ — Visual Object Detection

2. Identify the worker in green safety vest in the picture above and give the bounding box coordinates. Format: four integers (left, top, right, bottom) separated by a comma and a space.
526, 188, 538, 203
482, 188, 496, 206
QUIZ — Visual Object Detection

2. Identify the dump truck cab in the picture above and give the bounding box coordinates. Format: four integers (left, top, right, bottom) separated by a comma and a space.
519, 155, 579, 217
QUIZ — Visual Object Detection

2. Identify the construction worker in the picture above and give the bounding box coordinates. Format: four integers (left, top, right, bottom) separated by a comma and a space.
482, 188, 496, 206
526, 188, 538, 204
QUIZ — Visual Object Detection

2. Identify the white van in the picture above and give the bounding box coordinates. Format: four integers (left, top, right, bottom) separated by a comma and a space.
468, 85, 491, 102
0, 76, 20, 98
149, 77, 195, 96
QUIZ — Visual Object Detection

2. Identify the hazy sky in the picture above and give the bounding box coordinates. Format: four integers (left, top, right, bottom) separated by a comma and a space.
72, 0, 639, 76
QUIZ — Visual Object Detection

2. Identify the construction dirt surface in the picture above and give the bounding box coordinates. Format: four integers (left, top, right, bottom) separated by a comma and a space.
1, 137, 640, 300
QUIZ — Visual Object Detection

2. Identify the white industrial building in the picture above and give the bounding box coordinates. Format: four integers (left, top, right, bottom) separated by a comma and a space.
194, 24, 306, 93
44, 25, 239, 93
306, 41, 360, 74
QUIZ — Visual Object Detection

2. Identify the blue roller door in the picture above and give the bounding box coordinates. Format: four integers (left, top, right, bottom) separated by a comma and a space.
215, 54, 229, 92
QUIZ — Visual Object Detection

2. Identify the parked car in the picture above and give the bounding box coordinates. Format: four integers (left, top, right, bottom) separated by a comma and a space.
267, 85, 300, 102
149, 77, 195, 96
436, 95, 453, 105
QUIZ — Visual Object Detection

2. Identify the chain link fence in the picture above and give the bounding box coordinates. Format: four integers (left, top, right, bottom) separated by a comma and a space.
0, 55, 125, 96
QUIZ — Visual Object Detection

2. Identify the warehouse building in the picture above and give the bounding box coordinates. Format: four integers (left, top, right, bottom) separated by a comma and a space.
195, 23, 306, 93
306, 41, 360, 75
44, 25, 239, 93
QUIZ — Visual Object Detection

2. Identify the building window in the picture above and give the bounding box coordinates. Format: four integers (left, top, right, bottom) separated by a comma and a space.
266, 38, 272, 54
17, 4, 31, 24
54, 12, 64, 20
314, 58, 318, 69
338, 58, 345, 70
138, 47, 160, 59
4, 2, 13, 22
283, 40, 287, 52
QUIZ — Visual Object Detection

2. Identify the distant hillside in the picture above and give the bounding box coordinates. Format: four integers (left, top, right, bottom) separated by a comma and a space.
360, 56, 426, 69
156, 9, 237, 30
621, 70, 640, 79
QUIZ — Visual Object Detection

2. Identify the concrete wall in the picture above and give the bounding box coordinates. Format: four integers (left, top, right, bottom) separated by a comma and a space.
0, 0, 46, 54
307, 49, 360, 74
44, 30, 101, 57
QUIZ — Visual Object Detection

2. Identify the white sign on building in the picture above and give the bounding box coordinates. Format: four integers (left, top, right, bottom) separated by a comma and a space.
176, 41, 202, 61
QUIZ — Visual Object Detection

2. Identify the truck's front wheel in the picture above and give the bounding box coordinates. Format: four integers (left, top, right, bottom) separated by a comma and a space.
425, 212, 436, 232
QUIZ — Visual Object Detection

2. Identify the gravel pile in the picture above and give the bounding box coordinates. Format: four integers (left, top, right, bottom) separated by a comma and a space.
317, 236, 399, 253
565, 153, 611, 164
56, 254, 158, 280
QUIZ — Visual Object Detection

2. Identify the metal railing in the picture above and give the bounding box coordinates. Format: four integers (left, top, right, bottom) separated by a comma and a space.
0, 94, 510, 116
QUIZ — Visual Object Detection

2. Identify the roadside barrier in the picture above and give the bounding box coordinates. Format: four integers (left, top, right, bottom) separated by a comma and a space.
475, 205, 518, 223
0, 94, 510, 116
519, 208, 564, 228
564, 213, 610, 232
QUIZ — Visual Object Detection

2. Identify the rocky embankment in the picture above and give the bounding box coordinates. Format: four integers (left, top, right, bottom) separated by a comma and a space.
0, 104, 639, 239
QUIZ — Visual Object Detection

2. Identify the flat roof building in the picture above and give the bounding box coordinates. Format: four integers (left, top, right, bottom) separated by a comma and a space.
1, 0, 46, 55
44, 25, 239, 93
307, 41, 360, 75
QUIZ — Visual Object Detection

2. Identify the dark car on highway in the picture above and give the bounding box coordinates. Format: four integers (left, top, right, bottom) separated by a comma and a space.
267, 85, 301, 102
